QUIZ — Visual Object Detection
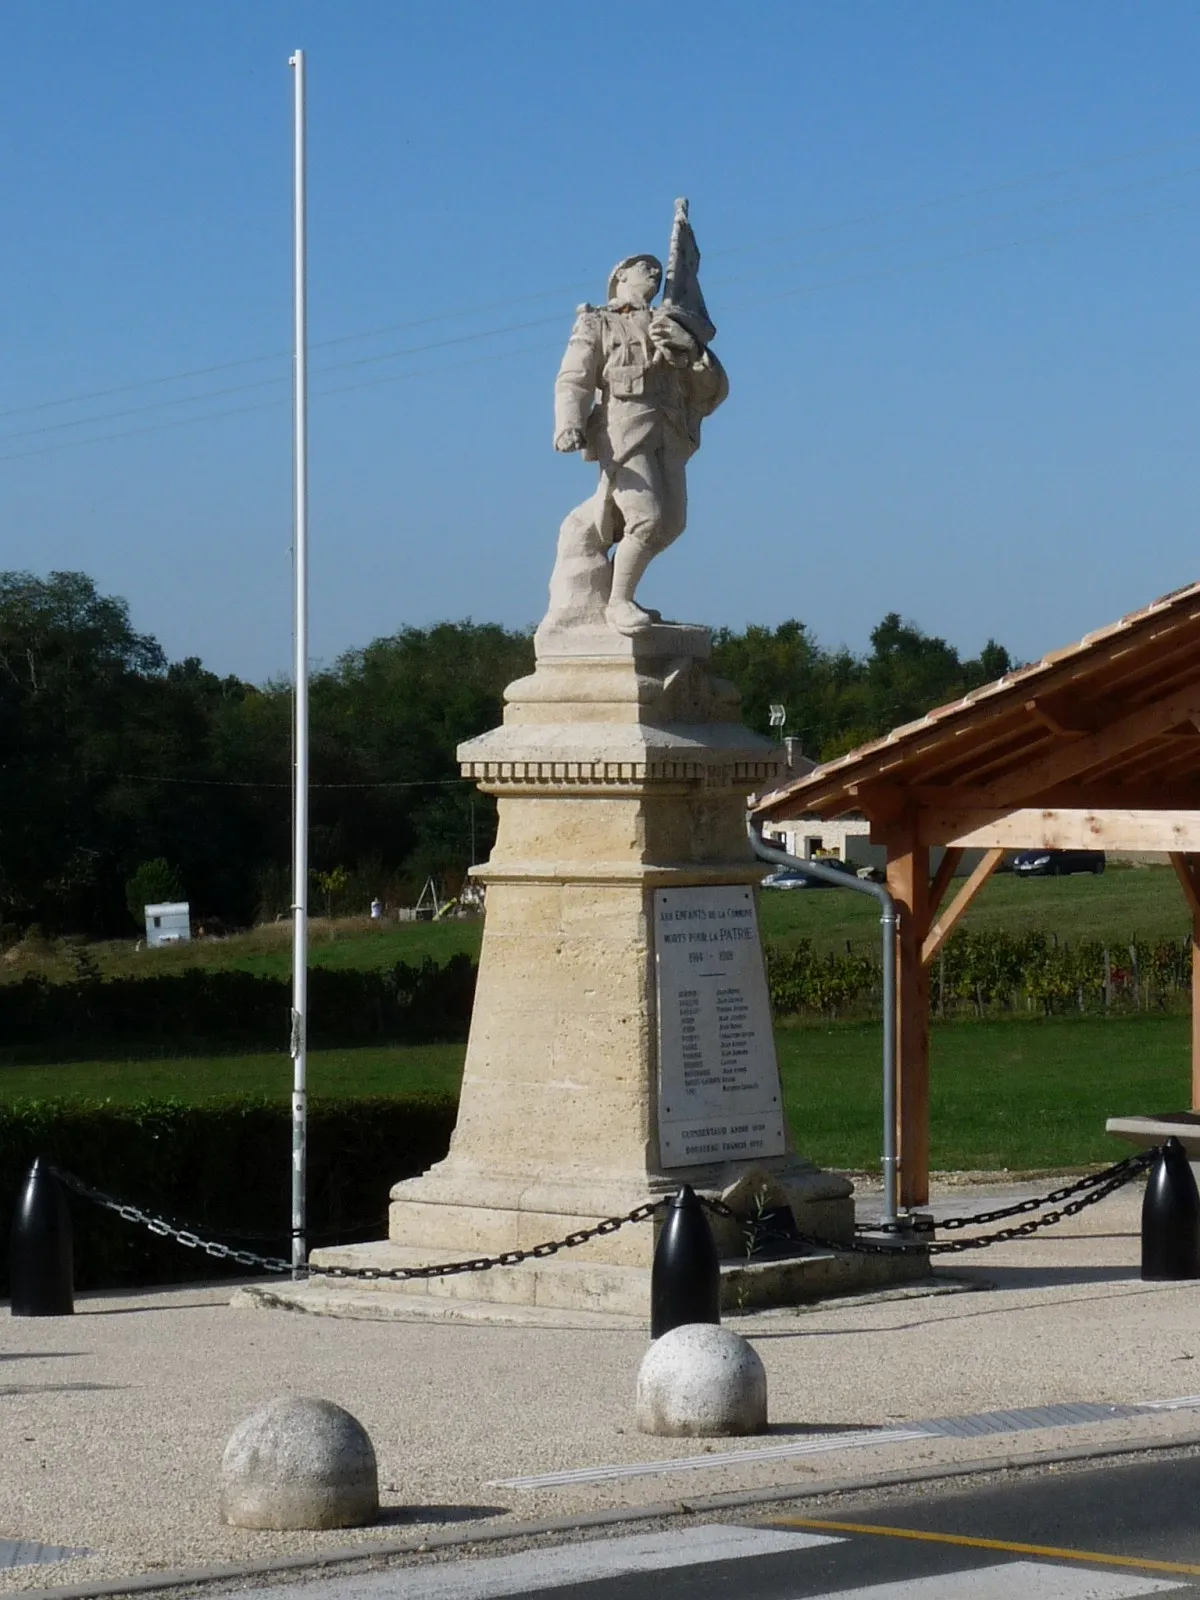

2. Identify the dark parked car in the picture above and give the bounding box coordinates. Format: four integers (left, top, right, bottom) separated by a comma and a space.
1011, 849, 1105, 877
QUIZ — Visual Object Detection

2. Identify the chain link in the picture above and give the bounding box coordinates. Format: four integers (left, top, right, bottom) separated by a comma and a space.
855, 1150, 1155, 1235
49, 1166, 662, 1280
50, 1146, 1158, 1279
51, 1168, 293, 1272
700, 1149, 1154, 1256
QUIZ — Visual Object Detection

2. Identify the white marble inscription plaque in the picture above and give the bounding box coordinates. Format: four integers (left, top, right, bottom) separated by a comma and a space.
654, 886, 788, 1167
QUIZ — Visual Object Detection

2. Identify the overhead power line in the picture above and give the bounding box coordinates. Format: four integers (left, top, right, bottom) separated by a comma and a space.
5, 178, 1197, 469
0, 285, 589, 425
0, 314, 564, 445
4, 173, 1199, 463
114, 772, 472, 790
0, 338, 563, 464
2, 130, 1198, 430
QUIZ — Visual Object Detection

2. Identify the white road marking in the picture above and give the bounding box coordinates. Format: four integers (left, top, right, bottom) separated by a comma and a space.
494, 1394, 1200, 1492
490, 1427, 929, 1488
816, 1558, 1187, 1599
244, 1525, 843, 1600
1140, 1394, 1200, 1412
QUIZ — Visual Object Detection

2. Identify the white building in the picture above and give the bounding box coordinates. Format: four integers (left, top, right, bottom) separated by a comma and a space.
761, 814, 868, 863
144, 901, 191, 948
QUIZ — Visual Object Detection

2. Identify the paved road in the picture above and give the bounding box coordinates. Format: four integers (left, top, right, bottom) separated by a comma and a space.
225, 1452, 1200, 1599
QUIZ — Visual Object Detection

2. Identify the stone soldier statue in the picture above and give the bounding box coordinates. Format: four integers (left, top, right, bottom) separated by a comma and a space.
545, 200, 728, 636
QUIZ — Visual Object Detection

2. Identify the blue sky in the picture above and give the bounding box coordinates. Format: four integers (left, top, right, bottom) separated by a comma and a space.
3, 1, 1200, 682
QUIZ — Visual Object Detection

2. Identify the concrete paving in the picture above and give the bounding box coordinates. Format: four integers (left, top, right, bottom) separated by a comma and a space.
5, 1175, 1200, 1595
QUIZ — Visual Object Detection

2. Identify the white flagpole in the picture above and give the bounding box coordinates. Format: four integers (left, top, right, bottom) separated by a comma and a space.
288, 48, 309, 1278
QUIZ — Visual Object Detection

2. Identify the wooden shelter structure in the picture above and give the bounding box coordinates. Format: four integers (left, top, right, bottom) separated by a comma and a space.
751, 582, 1200, 1207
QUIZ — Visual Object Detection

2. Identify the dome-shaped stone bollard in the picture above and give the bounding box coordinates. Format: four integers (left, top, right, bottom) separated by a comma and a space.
220, 1397, 379, 1530
636, 1323, 767, 1437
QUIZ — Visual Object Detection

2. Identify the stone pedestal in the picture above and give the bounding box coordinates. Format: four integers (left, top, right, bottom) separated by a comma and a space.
306, 624, 922, 1314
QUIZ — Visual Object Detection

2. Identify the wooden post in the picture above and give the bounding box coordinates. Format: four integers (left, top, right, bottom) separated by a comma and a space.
886, 820, 931, 1207
1168, 853, 1200, 1110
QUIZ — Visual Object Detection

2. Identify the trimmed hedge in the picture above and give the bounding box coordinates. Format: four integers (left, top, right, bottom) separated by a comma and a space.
0, 955, 477, 1060
0, 1095, 458, 1295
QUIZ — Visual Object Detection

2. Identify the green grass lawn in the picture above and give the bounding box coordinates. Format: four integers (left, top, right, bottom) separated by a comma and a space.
7, 863, 1189, 986
778, 1013, 1189, 1171
2, 914, 485, 985
759, 862, 1192, 954
4, 1015, 1186, 1174
0, 1044, 466, 1105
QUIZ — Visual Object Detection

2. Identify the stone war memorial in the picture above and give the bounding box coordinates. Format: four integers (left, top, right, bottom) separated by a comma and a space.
308, 202, 926, 1315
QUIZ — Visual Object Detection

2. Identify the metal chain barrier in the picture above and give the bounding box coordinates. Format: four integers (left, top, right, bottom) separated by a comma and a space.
49, 1165, 662, 1280
701, 1147, 1156, 1257
51, 1167, 296, 1274
312, 1200, 663, 1282
49, 1147, 1158, 1277
857, 1149, 1155, 1235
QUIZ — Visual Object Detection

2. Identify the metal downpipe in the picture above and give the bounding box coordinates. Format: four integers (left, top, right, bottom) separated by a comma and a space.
746, 817, 900, 1226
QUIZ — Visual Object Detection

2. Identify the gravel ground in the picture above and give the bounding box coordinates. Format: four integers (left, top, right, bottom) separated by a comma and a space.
5, 1180, 1200, 1594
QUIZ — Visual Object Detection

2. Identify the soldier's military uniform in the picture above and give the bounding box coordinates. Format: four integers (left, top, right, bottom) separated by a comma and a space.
553, 297, 728, 565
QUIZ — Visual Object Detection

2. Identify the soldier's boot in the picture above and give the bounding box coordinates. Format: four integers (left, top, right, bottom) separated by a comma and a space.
606, 537, 659, 635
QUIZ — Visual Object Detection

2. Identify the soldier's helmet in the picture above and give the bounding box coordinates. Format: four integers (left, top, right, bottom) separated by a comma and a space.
607, 254, 663, 303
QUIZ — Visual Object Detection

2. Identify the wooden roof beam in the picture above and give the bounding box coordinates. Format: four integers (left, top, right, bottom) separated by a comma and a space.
1023, 696, 1097, 738
1088, 636, 1200, 697
919, 807, 1200, 852
845, 781, 906, 824
1145, 746, 1200, 782
913, 782, 1200, 810
957, 683, 1200, 811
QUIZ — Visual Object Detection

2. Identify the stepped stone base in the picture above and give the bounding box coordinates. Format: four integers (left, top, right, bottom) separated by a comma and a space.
382, 1157, 855, 1270
257, 1238, 931, 1322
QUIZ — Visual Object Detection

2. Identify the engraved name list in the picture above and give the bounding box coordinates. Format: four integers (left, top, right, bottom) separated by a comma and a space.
654, 885, 788, 1167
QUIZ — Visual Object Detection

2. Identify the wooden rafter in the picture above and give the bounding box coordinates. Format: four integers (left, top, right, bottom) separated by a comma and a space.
945, 684, 1200, 811
1023, 697, 1096, 737
845, 781, 905, 823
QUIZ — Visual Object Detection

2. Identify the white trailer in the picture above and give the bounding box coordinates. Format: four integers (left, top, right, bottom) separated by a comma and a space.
144, 901, 190, 948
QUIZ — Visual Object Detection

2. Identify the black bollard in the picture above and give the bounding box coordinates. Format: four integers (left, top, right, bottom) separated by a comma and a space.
1142, 1137, 1200, 1281
10, 1158, 73, 1316
650, 1184, 720, 1338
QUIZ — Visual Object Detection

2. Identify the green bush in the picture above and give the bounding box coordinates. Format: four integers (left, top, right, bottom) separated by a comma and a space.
124, 859, 184, 929
0, 1094, 457, 1294
765, 939, 878, 1018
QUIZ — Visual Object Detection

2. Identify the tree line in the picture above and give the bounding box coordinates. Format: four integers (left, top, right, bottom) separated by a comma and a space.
0, 570, 1012, 937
